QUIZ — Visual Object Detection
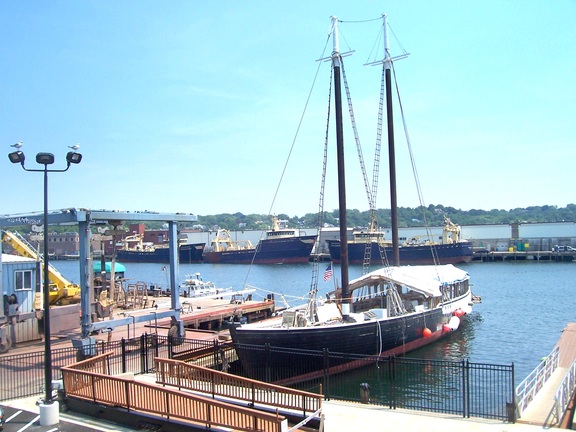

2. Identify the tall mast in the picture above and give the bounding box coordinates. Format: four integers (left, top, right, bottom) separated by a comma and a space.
383, 14, 399, 266
331, 16, 350, 320
365, 14, 408, 266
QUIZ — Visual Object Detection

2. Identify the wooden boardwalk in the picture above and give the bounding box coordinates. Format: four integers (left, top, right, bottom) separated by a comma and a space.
61, 352, 322, 432
517, 323, 576, 427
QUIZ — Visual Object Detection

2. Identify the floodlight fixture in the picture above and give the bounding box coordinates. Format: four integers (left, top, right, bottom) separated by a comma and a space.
36, 152, 55, 165
8, 151, 25, 165
66, 151, 82, 165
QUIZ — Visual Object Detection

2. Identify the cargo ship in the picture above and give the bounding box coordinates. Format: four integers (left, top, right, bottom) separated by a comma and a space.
202, 217, 316, 264
326, 217, 473, 265
115, 234, 204, 263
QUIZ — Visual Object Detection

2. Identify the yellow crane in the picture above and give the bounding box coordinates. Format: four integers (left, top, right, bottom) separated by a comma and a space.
1, 230, 81, 305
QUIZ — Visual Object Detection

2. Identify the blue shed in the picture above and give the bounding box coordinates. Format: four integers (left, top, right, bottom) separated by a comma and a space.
1, 254, 42, 351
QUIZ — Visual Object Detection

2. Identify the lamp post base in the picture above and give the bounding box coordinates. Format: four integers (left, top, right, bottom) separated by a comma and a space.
39, 401, 59, 426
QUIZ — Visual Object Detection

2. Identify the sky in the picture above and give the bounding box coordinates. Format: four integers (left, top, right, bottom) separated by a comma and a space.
1, 1, 575, 219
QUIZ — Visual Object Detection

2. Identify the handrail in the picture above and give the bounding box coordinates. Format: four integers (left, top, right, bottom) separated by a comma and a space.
68, 350, 112, 373
155, 357, 323, 415
554, 358, 576, 425
61, 366, 286, 432
515, 345, 560, 416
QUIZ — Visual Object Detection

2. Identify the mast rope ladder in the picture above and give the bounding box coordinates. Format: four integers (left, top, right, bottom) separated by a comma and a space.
340, 62, 374, 211
341, 61, 390, 273
373, 62, 391, 268
306, 66, 335, 323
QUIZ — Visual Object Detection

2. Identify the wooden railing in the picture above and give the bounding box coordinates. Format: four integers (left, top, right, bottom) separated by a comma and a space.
62, 352, 287, 432
65, 350, 112, 373
155, 357, 323, 416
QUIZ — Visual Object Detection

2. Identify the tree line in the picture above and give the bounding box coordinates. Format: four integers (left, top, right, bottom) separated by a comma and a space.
195, 204, 576, 232
8, 204, 575, 235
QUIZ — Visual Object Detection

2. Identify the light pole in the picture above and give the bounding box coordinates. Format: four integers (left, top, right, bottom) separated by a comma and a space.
8, 148, 82, 423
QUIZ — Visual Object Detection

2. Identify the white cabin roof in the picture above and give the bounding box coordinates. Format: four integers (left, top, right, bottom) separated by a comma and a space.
348, 264, 469, 298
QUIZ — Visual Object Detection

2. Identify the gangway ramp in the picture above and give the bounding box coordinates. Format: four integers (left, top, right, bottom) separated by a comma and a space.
516, 322, 576, 427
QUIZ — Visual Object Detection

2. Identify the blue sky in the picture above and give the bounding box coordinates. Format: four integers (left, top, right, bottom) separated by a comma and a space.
1, 1, 575, 219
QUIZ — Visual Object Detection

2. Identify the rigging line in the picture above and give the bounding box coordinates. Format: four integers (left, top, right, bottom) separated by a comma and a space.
365, 21, 384, 66
240, 35, 332, 290
342, 60, 384, 274
340, 61, 374, 210
367, 60, 388, 272
376, 311, 383, 355
247, 285, 308, 300
335, 28, 354, 56
370, 62, 385, 211
377, 241, 391, 267
307, 64, 334, 321
339, 16, 383, 24
391, 62, 441, 266
387, 23, 409, 56
264, 32, 332, 218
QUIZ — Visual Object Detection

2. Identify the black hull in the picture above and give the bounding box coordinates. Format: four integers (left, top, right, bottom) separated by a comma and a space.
229, 302, 466, 381
203, 235, 316, 264
327, 240, 473, 265
116, 243, 205, 264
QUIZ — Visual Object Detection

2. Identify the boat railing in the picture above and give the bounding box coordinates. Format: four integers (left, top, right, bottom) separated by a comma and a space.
554, 356, 576, 424
515, 345, 560, 415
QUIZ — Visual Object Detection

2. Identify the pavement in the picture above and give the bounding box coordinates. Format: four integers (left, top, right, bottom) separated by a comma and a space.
1, 396, 136, 432
320, 400, 551, 432
1, 325, 559, 431
1, 395, 553, 432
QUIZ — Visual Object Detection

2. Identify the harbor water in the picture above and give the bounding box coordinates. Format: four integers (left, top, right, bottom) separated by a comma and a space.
52, 259, 576, 384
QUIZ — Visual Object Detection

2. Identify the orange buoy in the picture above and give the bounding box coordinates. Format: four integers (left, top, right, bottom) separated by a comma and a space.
443, 324, 452, 333
423, 327, 432, 337
454, 308, 465, 318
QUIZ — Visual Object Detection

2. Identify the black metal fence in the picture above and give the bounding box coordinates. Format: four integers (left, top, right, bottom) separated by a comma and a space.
233, 344, 516, 421
1, 336, 515, 421
0, 334, 213, 401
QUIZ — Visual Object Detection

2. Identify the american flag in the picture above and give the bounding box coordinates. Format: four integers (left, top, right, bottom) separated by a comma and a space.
323, 263, 333, 282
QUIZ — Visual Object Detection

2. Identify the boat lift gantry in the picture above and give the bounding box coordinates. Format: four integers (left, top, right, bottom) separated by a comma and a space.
0, 208, 198, 346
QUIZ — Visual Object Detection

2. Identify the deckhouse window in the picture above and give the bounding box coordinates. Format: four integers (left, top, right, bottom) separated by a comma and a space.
15, 270, 33, 291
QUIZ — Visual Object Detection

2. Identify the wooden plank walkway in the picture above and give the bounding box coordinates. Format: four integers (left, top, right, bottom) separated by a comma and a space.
62, 353, 292, 432
155, 296, 275, 330
518, 323, 576, 427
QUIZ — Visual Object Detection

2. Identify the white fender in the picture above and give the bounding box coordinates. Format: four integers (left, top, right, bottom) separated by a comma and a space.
448, 316, 460, 331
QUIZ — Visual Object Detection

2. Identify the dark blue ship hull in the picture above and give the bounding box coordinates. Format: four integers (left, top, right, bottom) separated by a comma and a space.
229, 306, 455, 381
202, 235, 316, 264
116, 243, 205, 263
326, 240, 473, 265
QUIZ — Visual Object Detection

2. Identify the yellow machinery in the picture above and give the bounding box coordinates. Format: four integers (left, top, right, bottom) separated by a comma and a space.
1, 230, 81, 305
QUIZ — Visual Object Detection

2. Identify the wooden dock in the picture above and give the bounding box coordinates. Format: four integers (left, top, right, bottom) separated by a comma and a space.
517, 323, 576, 427
154, 295, 276, 331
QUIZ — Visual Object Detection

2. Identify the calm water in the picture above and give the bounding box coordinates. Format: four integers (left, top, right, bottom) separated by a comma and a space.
52, 259, 576, 383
